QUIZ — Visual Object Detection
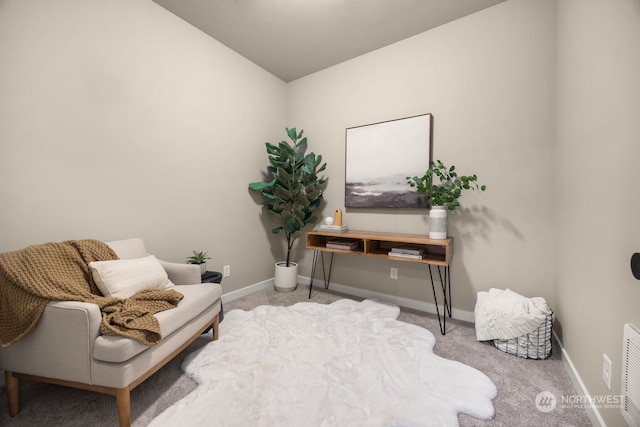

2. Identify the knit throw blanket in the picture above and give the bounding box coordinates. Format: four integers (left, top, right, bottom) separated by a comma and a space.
0, 239, 183, 347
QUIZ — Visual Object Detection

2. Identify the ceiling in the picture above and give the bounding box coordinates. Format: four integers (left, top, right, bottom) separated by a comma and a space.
153, 0, 507, 82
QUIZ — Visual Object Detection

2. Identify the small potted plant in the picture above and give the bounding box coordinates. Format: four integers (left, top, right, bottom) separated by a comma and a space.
249, 127, 327, 292
406, 160, 486, 239
185, 250, 211, 276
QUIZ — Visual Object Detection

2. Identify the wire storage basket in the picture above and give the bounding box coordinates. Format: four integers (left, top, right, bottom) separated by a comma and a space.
492, 311, 554, 359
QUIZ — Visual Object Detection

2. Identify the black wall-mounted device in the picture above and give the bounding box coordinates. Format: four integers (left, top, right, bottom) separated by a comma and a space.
632, 253, 640, 280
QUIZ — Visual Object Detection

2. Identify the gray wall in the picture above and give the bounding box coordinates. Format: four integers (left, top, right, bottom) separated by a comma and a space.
288, 0, 557, 317
0, 0, 287, 294
556, 0, 640, 425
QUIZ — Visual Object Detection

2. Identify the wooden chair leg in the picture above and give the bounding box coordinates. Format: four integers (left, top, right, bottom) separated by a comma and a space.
5, 370, 20, 417
115, 387, 131, 427
212, 313, 220, 341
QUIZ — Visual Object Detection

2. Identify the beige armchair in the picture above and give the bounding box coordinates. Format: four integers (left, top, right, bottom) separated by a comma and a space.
0, 238, 222, 427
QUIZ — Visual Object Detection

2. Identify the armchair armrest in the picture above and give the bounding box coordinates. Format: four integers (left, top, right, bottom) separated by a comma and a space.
158, 260, 201, 285
0, 301, 101, 384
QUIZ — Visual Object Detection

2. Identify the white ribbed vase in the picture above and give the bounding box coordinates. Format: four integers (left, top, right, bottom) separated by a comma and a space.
429, 206, 448, 239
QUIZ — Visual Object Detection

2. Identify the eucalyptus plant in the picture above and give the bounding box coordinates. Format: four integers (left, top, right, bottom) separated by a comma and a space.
249, 128, 327, 267
406, 160, 486, 210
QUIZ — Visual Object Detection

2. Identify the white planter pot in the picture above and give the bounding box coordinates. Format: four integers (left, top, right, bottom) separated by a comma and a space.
429, 206, 448, 239
274, 261, 298, 292
199, 263, 207, 276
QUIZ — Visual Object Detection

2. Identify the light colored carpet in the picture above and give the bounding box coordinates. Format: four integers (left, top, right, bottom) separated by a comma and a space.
149, 299, 497, 426
0, 286, 592, 426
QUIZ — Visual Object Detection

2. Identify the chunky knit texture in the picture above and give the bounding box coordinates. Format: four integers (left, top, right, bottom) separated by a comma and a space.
0, 239, 182, 347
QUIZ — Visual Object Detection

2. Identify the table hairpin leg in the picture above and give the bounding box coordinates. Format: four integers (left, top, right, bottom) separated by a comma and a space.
428, 264, 452, 335
308, 250, 334, 299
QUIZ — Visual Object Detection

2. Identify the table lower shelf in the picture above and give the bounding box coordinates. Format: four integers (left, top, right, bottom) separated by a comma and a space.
307, 249, 452, 335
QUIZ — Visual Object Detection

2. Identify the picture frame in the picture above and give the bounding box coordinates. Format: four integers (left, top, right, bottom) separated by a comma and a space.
345, 113, 433, 208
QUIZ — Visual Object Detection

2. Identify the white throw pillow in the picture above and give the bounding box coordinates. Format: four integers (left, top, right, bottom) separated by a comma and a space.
89, 255, 174, 299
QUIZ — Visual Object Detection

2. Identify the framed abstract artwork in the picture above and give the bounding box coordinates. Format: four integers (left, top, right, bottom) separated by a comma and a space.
345, 113, 433, 208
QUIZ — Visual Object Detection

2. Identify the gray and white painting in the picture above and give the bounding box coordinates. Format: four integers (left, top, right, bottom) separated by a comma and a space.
345, 114, 432, 208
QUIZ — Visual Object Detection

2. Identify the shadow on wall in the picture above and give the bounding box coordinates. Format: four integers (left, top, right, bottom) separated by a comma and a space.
247, 185, 329, 268
450, 205, 524, 247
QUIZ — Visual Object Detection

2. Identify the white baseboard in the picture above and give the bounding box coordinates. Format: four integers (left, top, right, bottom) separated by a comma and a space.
221, 278, 274, 304
222, 275, 474, 323
554, 330, 605, 427
299, 275, 476, 323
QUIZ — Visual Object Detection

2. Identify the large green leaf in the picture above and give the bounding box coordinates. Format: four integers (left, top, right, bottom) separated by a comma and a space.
297, 137, 308, 154
276, 167, 292, 185
308, 198, 322, 210
266, 142, 280, 155
248, 180, 274, 191
274, 186, 292, 202
293, 206, 305, 220
285, 217, 301, 234
286, 127, 298, 141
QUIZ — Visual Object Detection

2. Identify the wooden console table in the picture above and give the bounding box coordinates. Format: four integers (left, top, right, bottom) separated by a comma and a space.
306, 230, 453, 334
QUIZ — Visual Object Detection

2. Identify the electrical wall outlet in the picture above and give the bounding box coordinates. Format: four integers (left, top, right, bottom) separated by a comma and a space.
603, 353, 612, 390
223, 265, 231, 277
390, 267, 398, 280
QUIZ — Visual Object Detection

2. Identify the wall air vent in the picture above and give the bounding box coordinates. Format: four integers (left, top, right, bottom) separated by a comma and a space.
623, 324, 640, 426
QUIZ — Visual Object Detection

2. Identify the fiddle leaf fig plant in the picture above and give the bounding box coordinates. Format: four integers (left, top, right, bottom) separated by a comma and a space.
406, 160, 486, 210
249, 127, 327, 267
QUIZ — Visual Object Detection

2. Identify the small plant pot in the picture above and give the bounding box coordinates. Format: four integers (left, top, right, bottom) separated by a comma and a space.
199, 263, 207, 276
274, 261, 298, 292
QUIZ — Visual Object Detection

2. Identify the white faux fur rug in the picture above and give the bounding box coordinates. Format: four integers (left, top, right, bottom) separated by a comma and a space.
149, 299, 497, 427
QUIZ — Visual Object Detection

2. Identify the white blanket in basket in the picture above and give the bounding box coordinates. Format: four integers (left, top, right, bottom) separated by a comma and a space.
474, 288, 551, 341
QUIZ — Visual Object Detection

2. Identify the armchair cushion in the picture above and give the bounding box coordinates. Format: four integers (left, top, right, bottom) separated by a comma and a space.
89, 255, 174, 299
93, 283, 221, 363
